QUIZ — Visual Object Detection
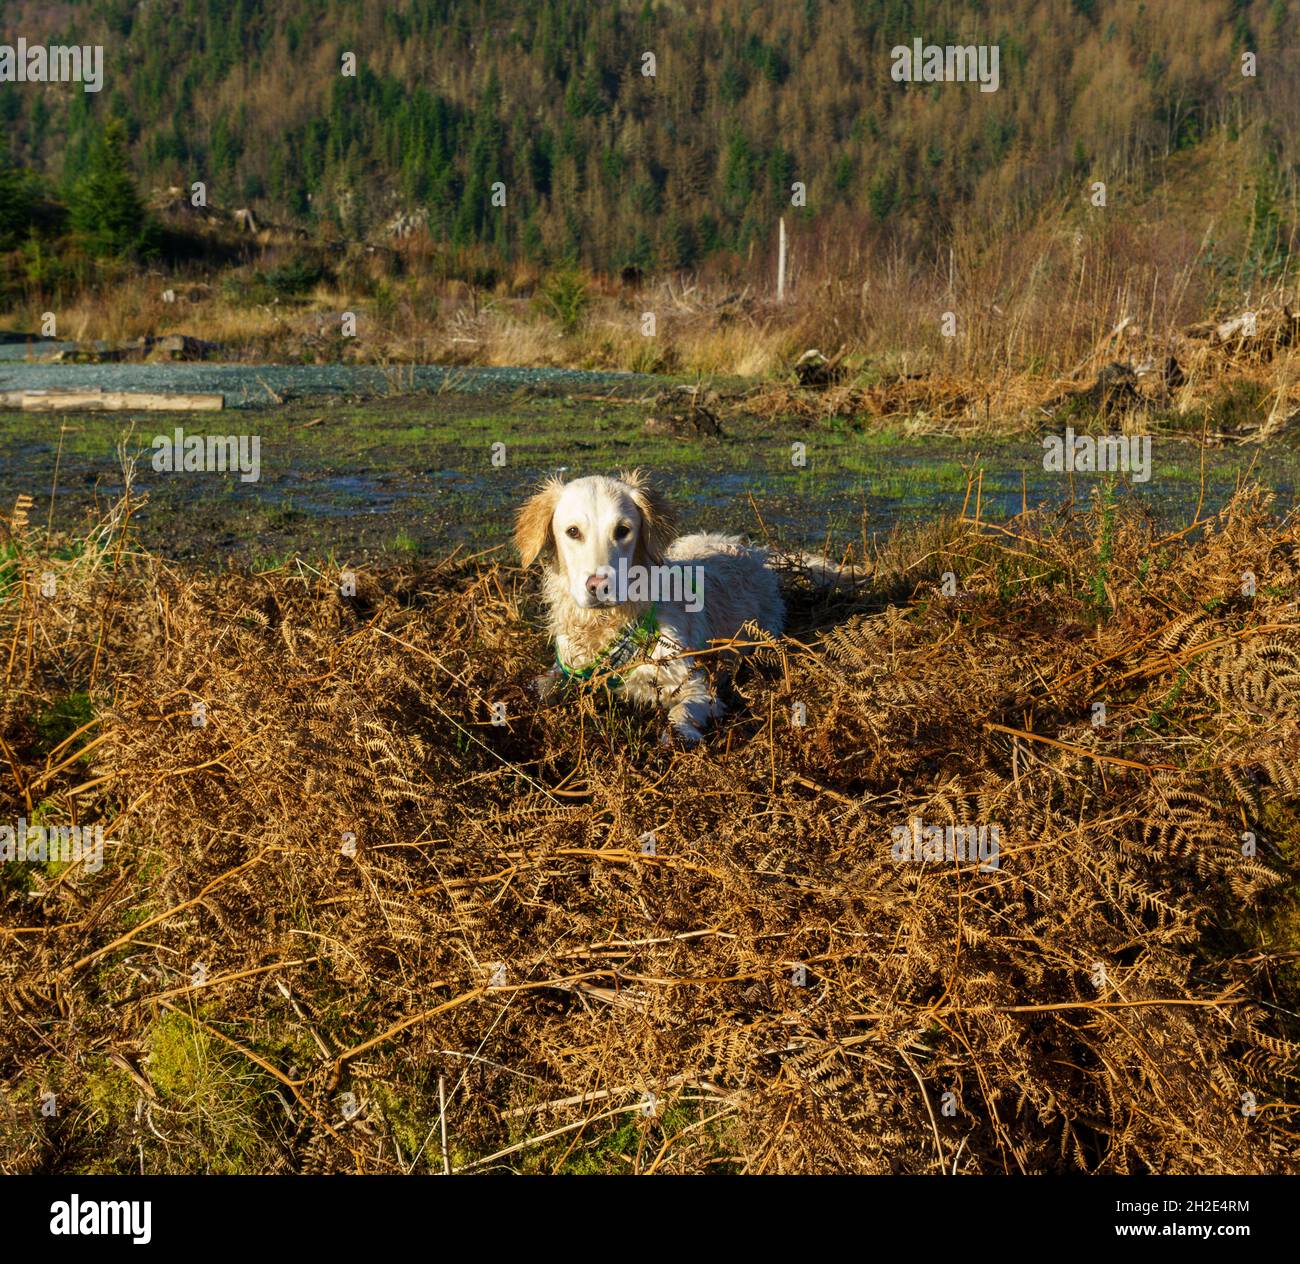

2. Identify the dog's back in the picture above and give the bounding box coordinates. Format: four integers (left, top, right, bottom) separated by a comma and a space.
666, 532, 784, 642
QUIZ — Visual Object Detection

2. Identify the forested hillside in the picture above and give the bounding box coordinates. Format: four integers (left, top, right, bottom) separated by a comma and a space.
2, 0, 1298, 274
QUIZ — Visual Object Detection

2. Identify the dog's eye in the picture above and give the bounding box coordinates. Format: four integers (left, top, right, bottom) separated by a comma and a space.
565, 526, 582, 541
614, 524, 631, 540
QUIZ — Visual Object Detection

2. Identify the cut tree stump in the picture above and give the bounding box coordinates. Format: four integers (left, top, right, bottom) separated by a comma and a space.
793, 346, 848, 389
643, 385, 724, 438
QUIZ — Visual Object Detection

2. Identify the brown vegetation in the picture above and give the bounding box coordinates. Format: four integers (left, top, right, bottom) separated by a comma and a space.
2, 476, 1298, 1173
8, 129, 1300, 444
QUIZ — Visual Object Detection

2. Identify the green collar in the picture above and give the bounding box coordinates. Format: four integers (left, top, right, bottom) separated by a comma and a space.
555, 604, 659, 688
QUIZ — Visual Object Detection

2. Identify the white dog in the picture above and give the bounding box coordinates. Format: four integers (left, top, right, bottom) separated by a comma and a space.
515, 470, 785, 742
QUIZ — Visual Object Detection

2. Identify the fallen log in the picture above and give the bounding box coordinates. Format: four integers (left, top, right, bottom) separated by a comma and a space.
0, 388, 224, 412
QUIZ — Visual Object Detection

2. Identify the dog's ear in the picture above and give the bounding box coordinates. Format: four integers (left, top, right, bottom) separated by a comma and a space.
619, 469, 678, 566
515, 478, 564, 568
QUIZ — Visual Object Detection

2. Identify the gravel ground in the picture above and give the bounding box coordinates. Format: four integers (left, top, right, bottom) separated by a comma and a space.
0, 359, 657, 403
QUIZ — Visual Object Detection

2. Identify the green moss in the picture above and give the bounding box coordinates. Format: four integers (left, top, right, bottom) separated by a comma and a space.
82, 1056, 137, 1134
366, 1079, 460, 1168
141, 1009, 277, 1173
34, 692, 95, 758
510, 1099, 739, 1174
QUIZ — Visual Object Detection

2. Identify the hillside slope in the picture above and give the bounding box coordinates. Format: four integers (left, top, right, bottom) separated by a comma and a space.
3, 0, 1298, 274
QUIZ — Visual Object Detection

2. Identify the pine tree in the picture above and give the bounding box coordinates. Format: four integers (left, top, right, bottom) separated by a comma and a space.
68, 119, 157, 258
0, 134, 31, 250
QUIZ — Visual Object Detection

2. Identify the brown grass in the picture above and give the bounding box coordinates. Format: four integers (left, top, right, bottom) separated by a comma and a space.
1, 478, 1299, 1174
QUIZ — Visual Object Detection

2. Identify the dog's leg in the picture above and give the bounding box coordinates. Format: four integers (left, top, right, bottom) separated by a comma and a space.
624, 657, 719, 744
664, 685, 718, 744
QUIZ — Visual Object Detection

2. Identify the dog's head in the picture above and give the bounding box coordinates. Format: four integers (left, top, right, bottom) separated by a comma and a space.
515, 470, 677, 609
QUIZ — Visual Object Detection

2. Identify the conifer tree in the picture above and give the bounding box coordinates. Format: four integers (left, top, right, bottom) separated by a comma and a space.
0, 134, 31, 250
68, 119, 157, 258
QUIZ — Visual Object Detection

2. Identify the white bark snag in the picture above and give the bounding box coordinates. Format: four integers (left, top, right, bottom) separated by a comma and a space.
777, 216, 787, 302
